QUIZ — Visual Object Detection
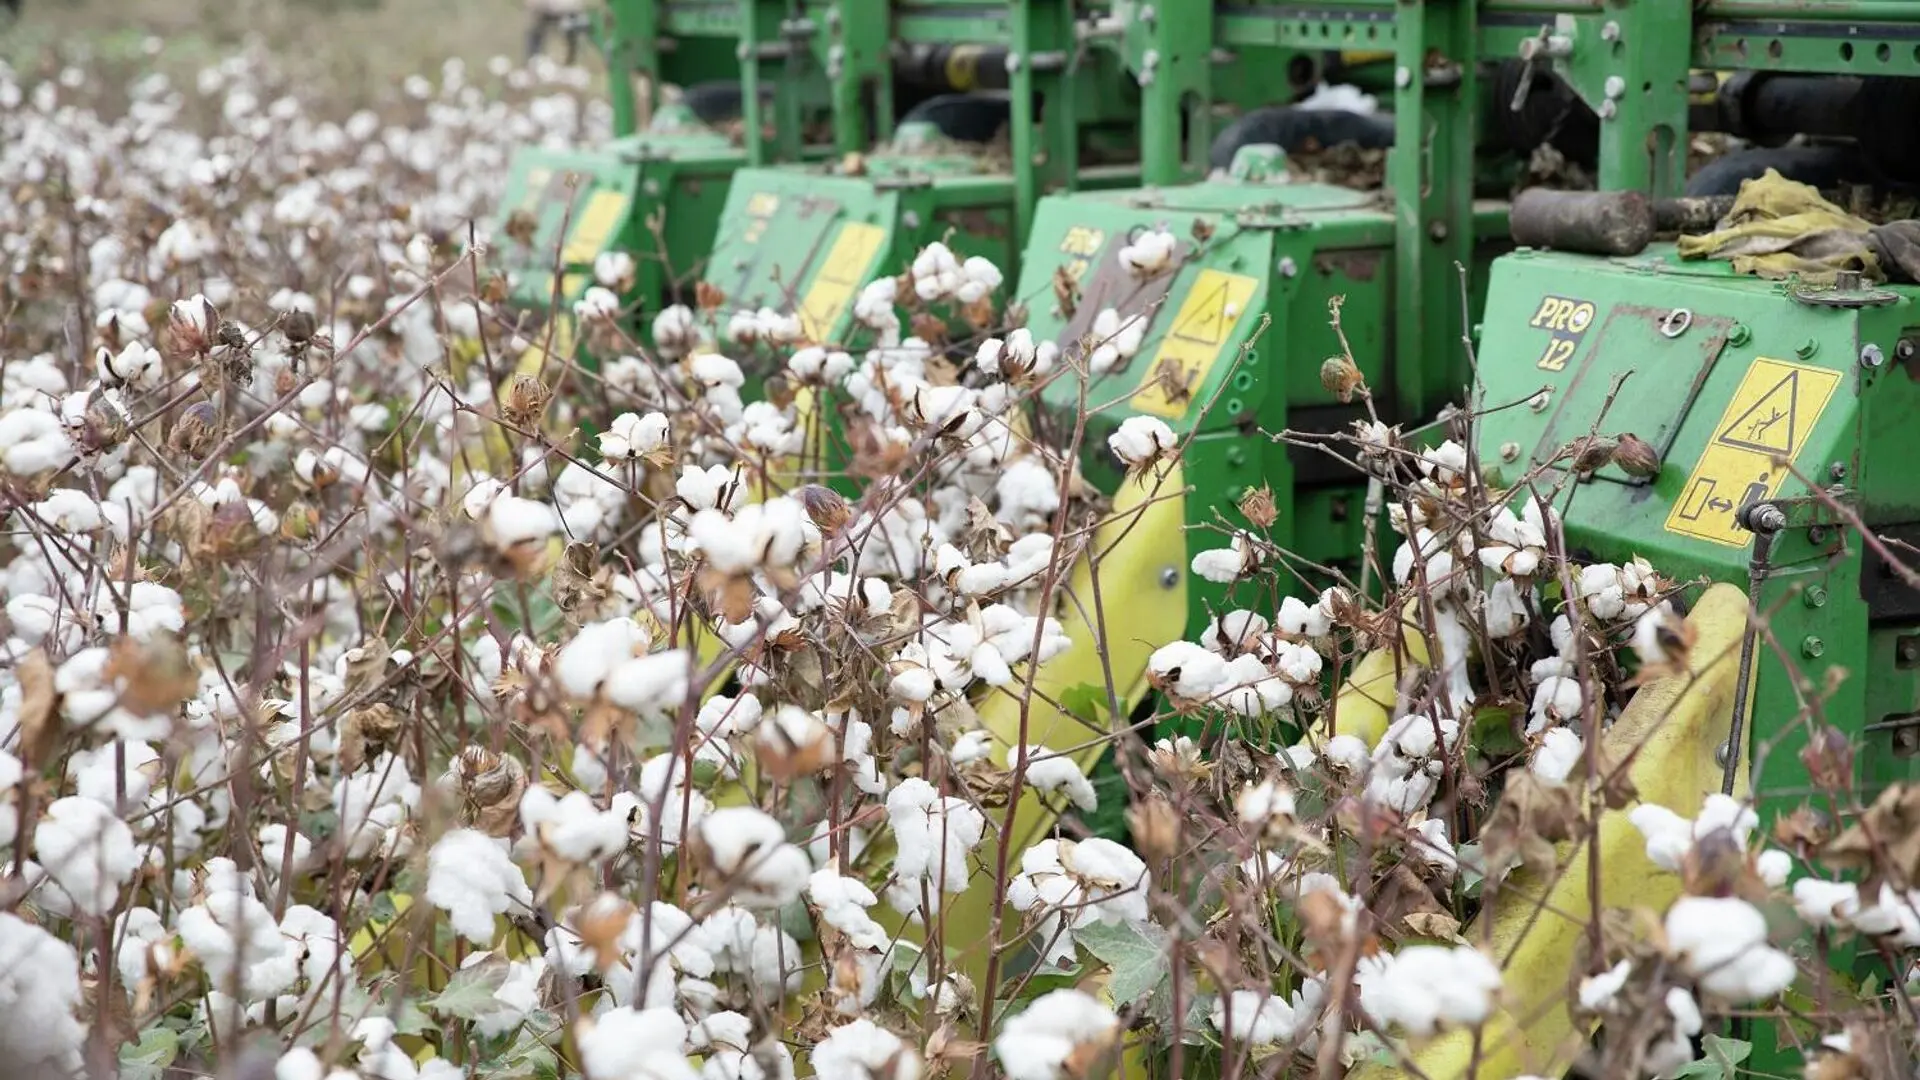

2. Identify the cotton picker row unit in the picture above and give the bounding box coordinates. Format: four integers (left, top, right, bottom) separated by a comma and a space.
490, 2, 1920, 1077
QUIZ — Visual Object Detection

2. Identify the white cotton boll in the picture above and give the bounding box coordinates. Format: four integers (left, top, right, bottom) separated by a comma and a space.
787, 345, 854, 384
0, 408, 75, 475
177, 887, 284, 998
0, 913, 87, 1072
1792, 878, 1861, 928
652, 304, 697, 358
1356, 945, 1503, 1036
969, 641, 1013, 686
487, 494, 559, 547
887, 778, 987, 902
1530, 728, 1584, 784
697, 807, 812, 908
1484, 578, 1531, 638
598, 410, 670, 462
696, 693, 765, 739
1575, 960, 1634, 1016
1270, 641, 1322, 685
1147, 640, 1230, 700
521, 786, 629, 864
1751, 848, 1792, 889
425, 828, 533, 945
808, 869, 890, 951
1630, 804, 1694, 873
1205, 610, 1271, 654
994, 989, 1120, 1080
1576, 562, 1628, 621
1191, 534, 1255, 584
97, 341, 165, 391
259, 823, 312, 879
1010, 746, 1098, 812
603, 649, 692, 714
677, 463, 741, 512
1665, 895, 1797, 1002
34, 796, 138, 915
1107, 415, 1175, 467
1323, 735, 1371, 779
69, 740, 161, 807
958, 255, 1004, 302
912, 242, 965, 302
555, 617, 650, 699
574, 286, 621, 321
1527, 675, 1584, 734
812, 1017, 918, 1080
1275, 596, 1330, 638
1236, 779, 1295, 833
950, 730, 992, 765
1117, 227, 1176, 277
577, 1007, 699, 1080
1211, 989, 1299, 1046
594, 251, 635, 288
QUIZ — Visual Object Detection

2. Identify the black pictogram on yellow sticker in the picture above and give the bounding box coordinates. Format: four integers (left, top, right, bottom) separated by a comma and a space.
1664, 356, 1842, 547
1529, 295, 1597, 372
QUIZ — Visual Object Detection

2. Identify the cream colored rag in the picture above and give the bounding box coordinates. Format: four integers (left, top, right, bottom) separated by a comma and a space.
1677, 168, 1880, 282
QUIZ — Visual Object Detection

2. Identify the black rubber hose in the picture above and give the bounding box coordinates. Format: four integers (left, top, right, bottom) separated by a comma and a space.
897, 93, 1014, 145
1485, 59, 1600, 168
1684, 144, 1867, 197
681, 81, 774, 126
1208, 106, 1395, 171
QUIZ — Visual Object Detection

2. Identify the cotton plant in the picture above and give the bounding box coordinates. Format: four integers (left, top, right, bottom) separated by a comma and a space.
1, 38, 1910, 1080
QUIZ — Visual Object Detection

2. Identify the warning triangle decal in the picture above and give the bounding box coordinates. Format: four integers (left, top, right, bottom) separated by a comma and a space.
1716, 370, 1800, 455
1169, 280, 1231, 344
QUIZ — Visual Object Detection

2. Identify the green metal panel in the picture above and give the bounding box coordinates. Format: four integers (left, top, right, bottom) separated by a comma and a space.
494, 134, 742, 312
1474, 246, 1920, 1076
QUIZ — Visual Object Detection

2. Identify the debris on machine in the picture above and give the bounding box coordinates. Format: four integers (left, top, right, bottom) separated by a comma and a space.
1677, 168, 1920, 283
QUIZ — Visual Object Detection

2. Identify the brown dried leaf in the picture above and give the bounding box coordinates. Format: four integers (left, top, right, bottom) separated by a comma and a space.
104, 633, 198, 717
1820, 782, 1920, 889
1480, 772, 1585, 878
16, 648, 59, 766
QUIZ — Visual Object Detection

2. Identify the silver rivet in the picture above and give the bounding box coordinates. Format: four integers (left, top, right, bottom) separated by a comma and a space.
1159, 568, 1178, 589
1500, 441, 1521, 462
1714, 741, 1731, 767
1861, 343, 1886, 369
1277, 256, 1297, 278
1395, 66, 1412, 89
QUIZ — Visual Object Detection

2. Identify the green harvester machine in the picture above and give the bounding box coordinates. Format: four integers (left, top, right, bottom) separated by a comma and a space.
494, 1, 1920, 1076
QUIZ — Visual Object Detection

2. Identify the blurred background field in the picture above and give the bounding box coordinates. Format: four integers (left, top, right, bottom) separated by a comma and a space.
2, 0, 540, 104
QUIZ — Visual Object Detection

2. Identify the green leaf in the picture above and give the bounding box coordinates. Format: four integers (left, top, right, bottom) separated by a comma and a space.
1674, 1035, 1752, 1080
427, 956, 510, 1019
119, 1027, 179, 1080
1073, 920, 1172, 1007
1061, 683, 1110, 727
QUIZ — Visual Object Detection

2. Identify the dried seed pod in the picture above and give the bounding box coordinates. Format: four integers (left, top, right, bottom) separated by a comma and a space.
167, 402, 221, 458
1612, 432, 1662, 477
798, 484, 852, 533
502, 373, 552, 428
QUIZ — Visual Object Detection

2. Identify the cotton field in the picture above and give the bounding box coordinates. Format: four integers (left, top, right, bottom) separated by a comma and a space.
0, 24, 1915, 1080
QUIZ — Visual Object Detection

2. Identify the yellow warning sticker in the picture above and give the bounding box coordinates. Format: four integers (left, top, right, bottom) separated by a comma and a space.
798, 222, 887, 341
1129, 269, 1260, 420
560, 190, 628, 266
742, 192, 781, 245
1664, 356, 1842, 547
519, 168, 552, 212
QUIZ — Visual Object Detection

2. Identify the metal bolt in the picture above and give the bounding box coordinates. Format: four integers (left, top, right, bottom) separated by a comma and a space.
1601, 20, 1621, 41
1500, 441, 1521, 463
1599, 100, 1617, 120
1277, 256, 1298, 278
1897, 727, 1920, 756
1159, 567, 1178, 589
1005, 52, 1022, 73
1796, 338, 1819, 359
901, 210, 921, 229
1429, 221, 1450, 241
1140, 4, 1155, 21
1727, 322, 1751, 346
1747, 504, 1787, 533
1808, 524, 1828, 545
1830, 461, 1848, 481
1862, 343, 1886, 369
1804, 586, 1828, 608
1714, 741, 1731, 767
1225, 447, 1246, 467
1898, 638, 1920, 664
1395, 66, 1412, 88
1899, 339, 1917, 363
1603, 75, 1626, 99
1529, 389, 1552, 412
1802, 636, 1826, 658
